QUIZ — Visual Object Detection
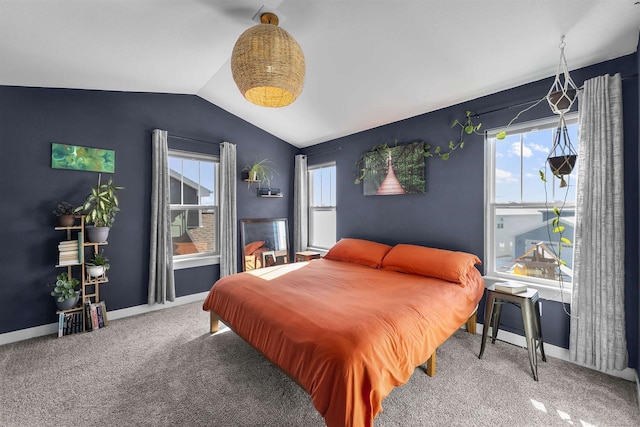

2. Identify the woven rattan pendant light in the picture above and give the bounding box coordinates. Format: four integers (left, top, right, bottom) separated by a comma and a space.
231, 12, 305, 108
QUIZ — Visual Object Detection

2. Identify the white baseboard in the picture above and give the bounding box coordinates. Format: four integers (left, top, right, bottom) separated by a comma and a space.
474, 323, 637, 382
636, 371, 640, 410
0, 292, 209, 346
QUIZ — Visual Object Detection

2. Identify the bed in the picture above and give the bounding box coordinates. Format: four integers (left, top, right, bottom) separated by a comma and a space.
203, 239, 484, 427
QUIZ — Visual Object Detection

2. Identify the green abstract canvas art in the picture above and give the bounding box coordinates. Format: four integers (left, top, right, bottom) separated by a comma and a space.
51, 143, 115, 173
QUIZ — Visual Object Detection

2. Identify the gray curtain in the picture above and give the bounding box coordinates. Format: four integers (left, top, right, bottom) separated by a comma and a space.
148, 129, 175, 304
569, 74, 627, 371
293, 154, 308, 253
219, 142, 237, 277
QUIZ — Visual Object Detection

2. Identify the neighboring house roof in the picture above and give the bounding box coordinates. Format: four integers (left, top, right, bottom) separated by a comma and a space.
512, 216, 575, 239
169, 169, 212, 196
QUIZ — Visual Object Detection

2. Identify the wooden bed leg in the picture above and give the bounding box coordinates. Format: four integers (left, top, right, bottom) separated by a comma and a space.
426, 352, 436, 377
210, 311, 219, 333
467, 311, 477, 335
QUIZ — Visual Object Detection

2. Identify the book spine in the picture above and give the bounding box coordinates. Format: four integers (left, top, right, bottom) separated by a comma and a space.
99, 301, 108, 326
89, 303, 98, 331
90, 304, 99, 329
77, 232, 84, 263
65, 314, 72, 336
96, 304, 104, 328
84, 302, 93, 332
77, 312, 83, 333
58, 313, 64, 337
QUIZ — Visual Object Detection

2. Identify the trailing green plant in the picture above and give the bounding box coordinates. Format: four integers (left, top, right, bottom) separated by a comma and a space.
75, 174, 124, 227
354, 112, 484, 183
242, 159, 278, 188
49, 272, 80, 303
495, 95, 547, 140
354, 140, 395, 184
539, 168, 573, 270
52, 201, 76, 217
426, 111, 483, 160
86, 250, 110, 270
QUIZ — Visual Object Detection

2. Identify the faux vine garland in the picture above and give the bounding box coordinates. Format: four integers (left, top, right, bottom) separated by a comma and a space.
353, 111, 482, 184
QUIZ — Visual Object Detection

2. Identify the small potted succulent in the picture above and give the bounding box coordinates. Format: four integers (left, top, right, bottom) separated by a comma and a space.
49, 272, 81, 311
86, 250, 110, 278
52, 201, 76, 227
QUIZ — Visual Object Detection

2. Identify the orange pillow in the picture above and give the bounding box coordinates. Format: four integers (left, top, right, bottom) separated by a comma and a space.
244, 240, 265, 255
381, 244, 481, 284
324, 238, 393, 268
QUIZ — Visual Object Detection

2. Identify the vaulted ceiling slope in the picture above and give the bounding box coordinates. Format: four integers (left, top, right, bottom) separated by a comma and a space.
1, 1, 639, 148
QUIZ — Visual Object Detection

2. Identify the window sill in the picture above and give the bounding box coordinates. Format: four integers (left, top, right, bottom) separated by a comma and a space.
306, 247, 329, 256
483, 275, 573, 304
173, 255, 220, 270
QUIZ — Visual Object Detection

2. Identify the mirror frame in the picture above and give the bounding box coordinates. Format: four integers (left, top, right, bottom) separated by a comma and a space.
240, 218, 290, 271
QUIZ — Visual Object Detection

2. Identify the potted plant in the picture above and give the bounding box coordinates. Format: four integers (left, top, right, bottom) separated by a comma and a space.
49, 272, 81, 311
86, 250, 110, 278
241, 159, 278, 188
75, 174, 124, 242
52, 201, 76, 227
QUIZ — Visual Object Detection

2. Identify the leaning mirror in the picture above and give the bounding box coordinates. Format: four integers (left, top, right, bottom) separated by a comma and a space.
240, 218, 290, 271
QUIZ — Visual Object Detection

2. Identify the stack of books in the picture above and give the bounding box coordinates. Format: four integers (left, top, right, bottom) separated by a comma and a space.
57, 232, 83, 266
57, 312, 84, 337
494, 281, 528, 294
84, 300, 109, 331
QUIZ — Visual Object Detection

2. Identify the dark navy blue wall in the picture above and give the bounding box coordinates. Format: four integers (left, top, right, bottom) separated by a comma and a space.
303, 54, 639, 367
637, 34, 640, 375
0, 86, 297, 334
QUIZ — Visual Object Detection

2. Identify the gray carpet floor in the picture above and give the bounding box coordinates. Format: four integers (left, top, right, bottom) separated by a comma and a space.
0, 301, 637, 427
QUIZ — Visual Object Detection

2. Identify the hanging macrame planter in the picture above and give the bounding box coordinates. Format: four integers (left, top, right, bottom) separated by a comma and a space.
546, 36, 578, 187
547, 114, 577, 187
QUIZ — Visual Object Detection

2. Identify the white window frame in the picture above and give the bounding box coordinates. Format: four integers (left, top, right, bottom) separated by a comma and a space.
168, 149, 220, 270
308, 162, 337, 251
484, 113, 578, 303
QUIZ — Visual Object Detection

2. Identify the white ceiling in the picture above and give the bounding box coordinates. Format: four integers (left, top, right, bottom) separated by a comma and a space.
1, 1, 639, 148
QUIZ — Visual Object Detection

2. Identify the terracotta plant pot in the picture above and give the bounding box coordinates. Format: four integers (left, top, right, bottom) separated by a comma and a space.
58, 215, 75, 227
548, 155, 577, 176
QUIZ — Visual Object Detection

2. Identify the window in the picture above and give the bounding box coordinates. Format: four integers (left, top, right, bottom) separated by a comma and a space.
168, 150, 219, 268
485, 114, 578, 293
308, 163, 336, 249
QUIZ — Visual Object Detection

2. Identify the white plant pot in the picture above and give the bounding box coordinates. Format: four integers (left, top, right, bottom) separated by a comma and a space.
87, 265, 105, 278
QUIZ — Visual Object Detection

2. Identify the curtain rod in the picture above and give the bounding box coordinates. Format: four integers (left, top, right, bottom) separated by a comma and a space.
305, 146, 343, 157
168, 133, 219, 145
475, 73, 638, 118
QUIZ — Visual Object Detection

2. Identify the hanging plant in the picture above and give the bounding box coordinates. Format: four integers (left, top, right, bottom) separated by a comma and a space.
353, 112, 484, 184
354, 141, 397, 185
426, 111, 482, 160
538, 169, 573, 279
494, 95, 547, 140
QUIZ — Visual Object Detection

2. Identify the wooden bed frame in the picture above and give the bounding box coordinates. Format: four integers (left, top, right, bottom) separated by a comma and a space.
208, 308, 478, 377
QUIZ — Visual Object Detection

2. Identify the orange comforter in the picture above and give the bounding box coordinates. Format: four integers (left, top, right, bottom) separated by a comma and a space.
203, 258, 484, 427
